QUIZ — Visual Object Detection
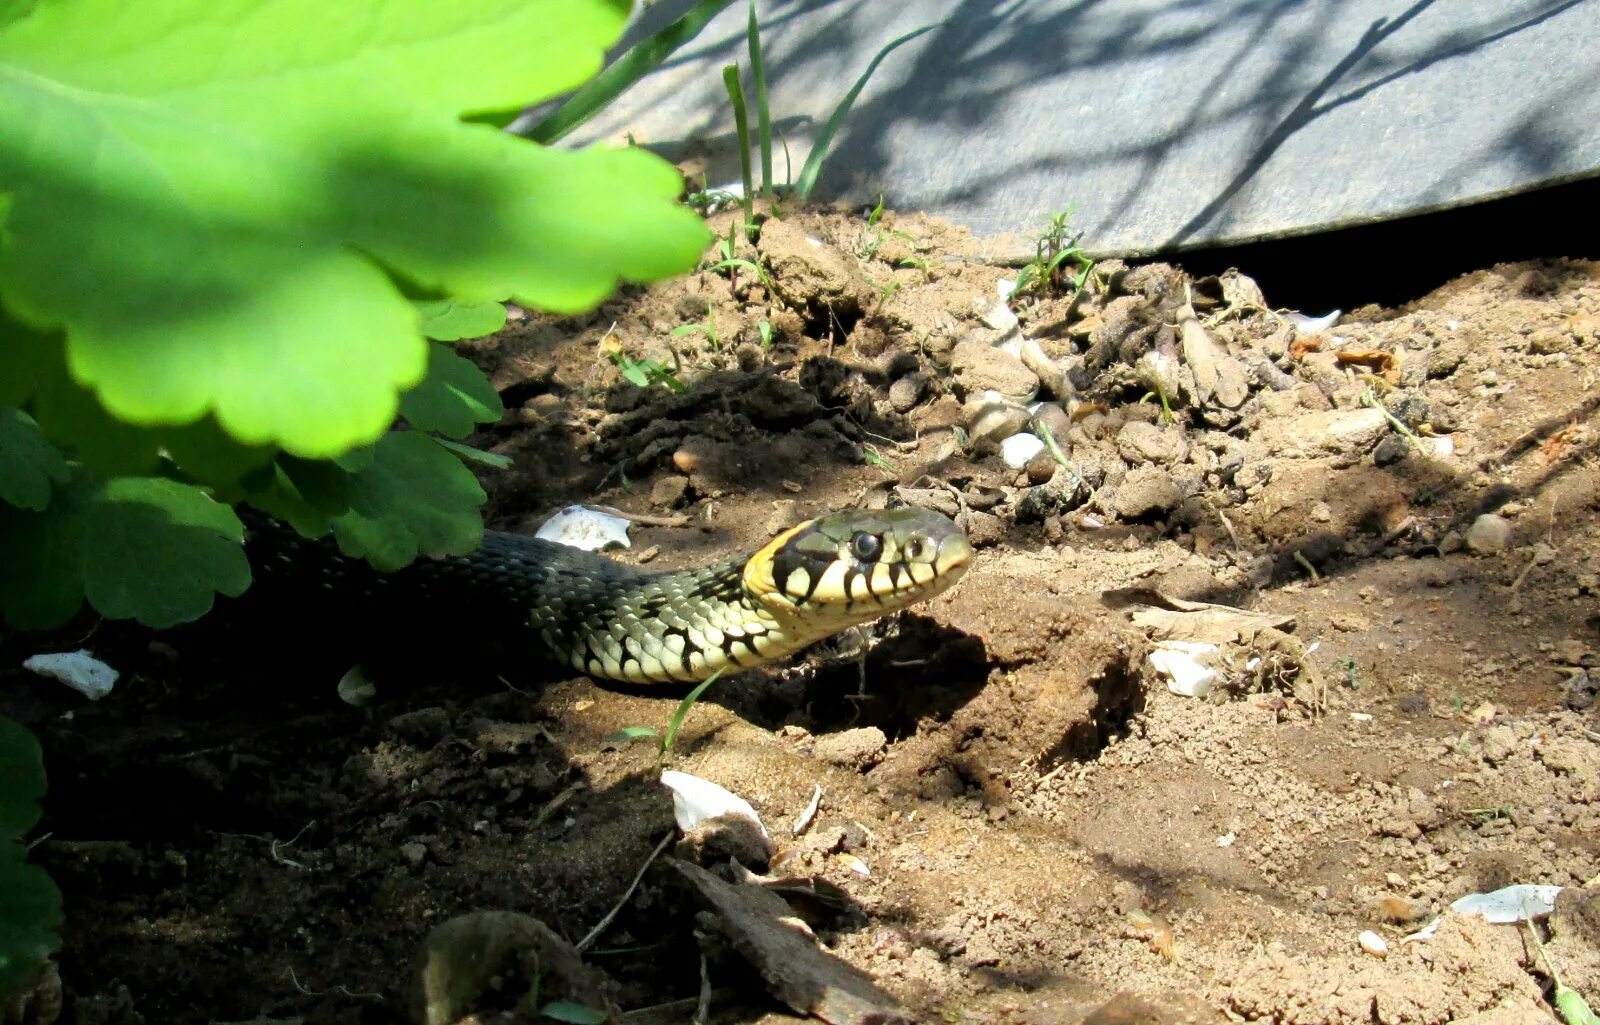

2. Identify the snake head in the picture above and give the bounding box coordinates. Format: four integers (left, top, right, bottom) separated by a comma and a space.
743, 507, 972, 620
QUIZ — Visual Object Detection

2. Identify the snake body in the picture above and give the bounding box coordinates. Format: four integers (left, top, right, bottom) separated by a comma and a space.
247, 507, 972, 684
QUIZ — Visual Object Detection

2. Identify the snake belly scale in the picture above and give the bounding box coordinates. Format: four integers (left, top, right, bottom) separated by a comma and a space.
246, 507, 972, 684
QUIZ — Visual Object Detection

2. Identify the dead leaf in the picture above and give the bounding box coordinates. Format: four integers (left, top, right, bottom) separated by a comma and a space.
1289, 335, 1325, 360
1336, 347, 1400, 383
1103, 588, 1296, 644
1177, 295, 1250, 409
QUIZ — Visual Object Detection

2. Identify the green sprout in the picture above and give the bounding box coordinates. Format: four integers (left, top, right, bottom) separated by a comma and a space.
1013, 209, 1096, 301
607, 670, 726, 773
671, 302, 722, 353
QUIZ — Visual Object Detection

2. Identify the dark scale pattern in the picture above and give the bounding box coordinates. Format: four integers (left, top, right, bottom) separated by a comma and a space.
243, 512, 761, 679
240, 505, 971, 683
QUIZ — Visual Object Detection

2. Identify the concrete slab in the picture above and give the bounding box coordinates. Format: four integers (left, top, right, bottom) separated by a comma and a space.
556, 0, 1600, 257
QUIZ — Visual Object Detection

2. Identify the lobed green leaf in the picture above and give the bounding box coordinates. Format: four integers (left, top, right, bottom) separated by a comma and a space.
0, 716, 62, 998
416, 299, 508, 342
0, 408, 67, 511
0, 0, 706, 458
328, 432, 487, 571
399, 344, 504, 440
0, 472, 249, 629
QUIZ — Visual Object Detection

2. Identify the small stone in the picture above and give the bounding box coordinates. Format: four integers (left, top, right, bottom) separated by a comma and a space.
387, 707, 452, 746
400, 842, 428, 867
1527, 328, 1569, 354
812, 726, 888, 771
949, 336, 1039, 401
1479, 724, 1517, 765
1111, 465, 1183, 521
1465, 514, 1512, 554
963, 394, 1031, 450
1115, 421, 1189, 465
650, 474, 690, 509
888, 373, 926, 412
1025, 452, 1057, 485
1373, 434, 1410, 466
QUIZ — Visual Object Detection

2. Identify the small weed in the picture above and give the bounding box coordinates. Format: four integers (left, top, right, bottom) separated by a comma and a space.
606, 670, 725, 773
610, 351, 687, 393
729, 8, 936, 201
704, 220, 771, 292
1465, 806, 1515, 826
1342, 657, 1360, 690
671, 302, 722, 352
873, 277, 902, 312
756, 319, 774, 350
1012, 208, 1095, 301
793, 23, 938, 200
1525, 913, 1600, 1025
863, 444, 895, 472
686, 174, 742, 216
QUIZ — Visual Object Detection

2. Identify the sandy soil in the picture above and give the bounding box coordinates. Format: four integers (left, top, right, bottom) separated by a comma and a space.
5, 202, 1600, 1025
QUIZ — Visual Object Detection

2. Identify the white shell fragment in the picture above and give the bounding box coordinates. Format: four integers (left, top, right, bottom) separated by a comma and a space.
1405, 883, 1563, 941
1287, 310, 1341, 334
536, 505, 632, 552
660, 770, 768, 838
24, 650, 118, 700
1359, 930, 1388, 958
1148, 640, 1221, 697
792, 784, 823, 837
1000, 432, 1047, 468
1451, 883, 1561, 923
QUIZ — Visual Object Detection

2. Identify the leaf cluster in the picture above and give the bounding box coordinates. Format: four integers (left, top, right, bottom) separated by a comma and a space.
0, 0, 708, 632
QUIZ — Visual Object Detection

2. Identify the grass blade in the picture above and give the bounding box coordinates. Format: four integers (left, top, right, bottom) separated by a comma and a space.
721, 64, 756, 227
747, 0, 773, 196
523, 0, 740, 144
794, 22, 939, 201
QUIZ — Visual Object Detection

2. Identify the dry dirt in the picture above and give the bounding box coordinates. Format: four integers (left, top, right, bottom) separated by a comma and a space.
5, 202, 1600, 1025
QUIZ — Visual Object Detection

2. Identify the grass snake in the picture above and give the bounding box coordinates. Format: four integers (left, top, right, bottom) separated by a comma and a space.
248, 507, 972, 684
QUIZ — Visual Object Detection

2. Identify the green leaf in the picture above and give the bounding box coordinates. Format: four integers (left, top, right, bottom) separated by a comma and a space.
399, 344, 504, 439
0, 718, 44, 839
0, 310, 52, 408
416, 299, 508, 342
1557, 985, 1600, 1025
0, 408, 67, 511
330, 432, 486, 572
523, 0, 740, 143
434, 437, 513, 470
0, 846, 61, 997
539, 1000, 608, 1025
0, 0, 706, 458
0, 717, 62, 996
0, 472, 249, 629
794, 22, 938, 201
604, 726, 659, 745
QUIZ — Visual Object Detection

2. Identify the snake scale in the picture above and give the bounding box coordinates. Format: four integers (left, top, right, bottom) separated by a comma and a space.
246, 507, 972, 684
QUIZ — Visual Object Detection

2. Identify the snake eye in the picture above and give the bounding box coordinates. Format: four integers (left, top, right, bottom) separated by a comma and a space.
850, 531, 882, 562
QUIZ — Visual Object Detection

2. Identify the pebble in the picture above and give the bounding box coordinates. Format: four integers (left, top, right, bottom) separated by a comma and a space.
1465, 513, 1512, 554
949, 335, 1039, 401
1111, 465, 1183, 521
650, 475, 690, 509
813, 727, 888, 771
1115, 421, 1189, 465
888, 373, 926, 412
